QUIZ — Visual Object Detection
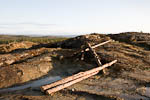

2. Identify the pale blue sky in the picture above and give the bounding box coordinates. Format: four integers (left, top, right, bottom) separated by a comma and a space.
0, 0, 150, 35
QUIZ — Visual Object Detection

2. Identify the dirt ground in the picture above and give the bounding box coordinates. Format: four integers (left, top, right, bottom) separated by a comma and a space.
0, 32, 150, 100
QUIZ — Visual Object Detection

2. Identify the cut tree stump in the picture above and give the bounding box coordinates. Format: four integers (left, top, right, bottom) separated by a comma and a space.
41, 60, 117, 93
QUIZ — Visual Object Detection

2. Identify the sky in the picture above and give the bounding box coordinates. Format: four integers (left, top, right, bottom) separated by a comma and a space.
0, 0, 150, 36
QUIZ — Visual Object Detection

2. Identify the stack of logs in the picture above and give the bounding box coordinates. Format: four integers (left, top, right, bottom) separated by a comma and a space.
41, 40, 117, 95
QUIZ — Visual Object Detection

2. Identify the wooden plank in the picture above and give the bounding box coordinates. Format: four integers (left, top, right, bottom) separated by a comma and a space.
41, 60, 117, 92
41, 72, 85, 92
46, 60, 117, 94
46, 71, 99, 95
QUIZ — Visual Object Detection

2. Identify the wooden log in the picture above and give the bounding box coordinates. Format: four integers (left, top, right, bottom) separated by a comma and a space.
46, 59, 117, 94
41, 72, 85, 92
41, 60, 117, 92
85, 40, 112, 51
46, 71, 99, 95
73, 40, 112, 55
86, 42, 107, 74
87, 43, 102, 66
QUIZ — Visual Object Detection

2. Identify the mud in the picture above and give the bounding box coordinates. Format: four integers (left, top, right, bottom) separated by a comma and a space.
0, 32, 150, 100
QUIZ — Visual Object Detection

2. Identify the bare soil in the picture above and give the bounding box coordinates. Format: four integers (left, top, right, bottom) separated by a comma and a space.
0, 32, 150, 100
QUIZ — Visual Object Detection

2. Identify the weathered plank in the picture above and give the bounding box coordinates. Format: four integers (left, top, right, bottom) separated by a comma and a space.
46, 60, 117, 94
41, 60, 117, 92
46, 71, 99, 95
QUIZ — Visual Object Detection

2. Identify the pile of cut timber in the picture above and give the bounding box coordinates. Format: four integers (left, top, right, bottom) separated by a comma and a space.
41, 40, 117, 95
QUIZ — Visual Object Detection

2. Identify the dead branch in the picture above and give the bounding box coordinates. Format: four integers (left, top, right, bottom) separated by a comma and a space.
86, 42, 107, 73
87, 43, 102, 66
85, 40, 112, 51
73, 40, 112, 56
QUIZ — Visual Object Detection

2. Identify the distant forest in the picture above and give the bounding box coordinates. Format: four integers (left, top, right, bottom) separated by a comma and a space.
0, 35, 67, 44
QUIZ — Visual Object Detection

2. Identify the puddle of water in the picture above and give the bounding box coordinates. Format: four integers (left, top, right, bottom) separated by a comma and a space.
0, 76, 61, 92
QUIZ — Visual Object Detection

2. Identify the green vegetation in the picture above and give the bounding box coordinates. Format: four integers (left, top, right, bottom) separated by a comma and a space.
0, 35, 68, 44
